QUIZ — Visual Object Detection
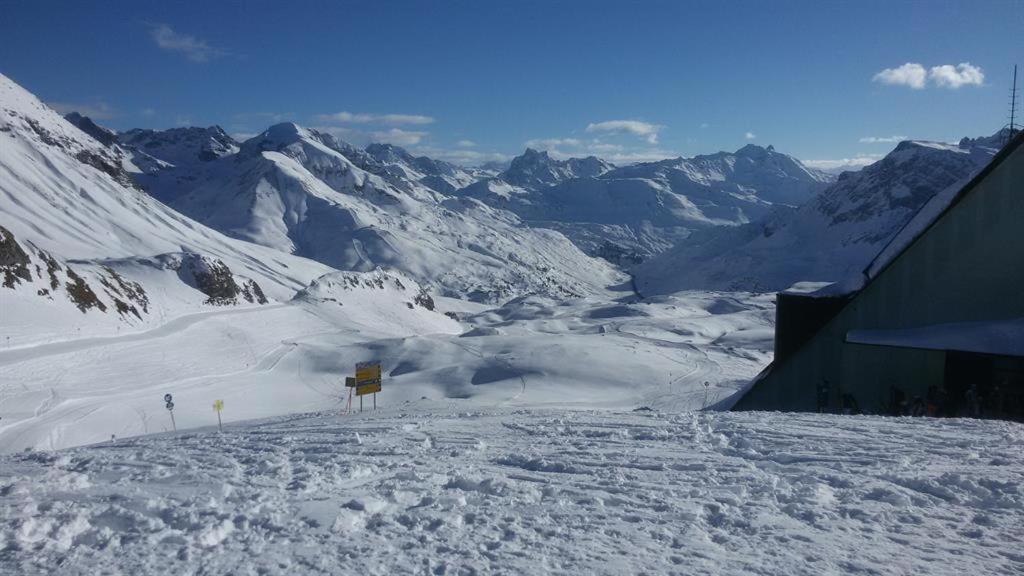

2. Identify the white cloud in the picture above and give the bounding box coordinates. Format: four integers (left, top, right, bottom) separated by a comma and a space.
369, 128, 428, 146
859, 135, 906, 143
524, 137, 582, 150
140, 108, 156, 117
150, 24, 224, 63
316, 111, 435, 125
412, 146, 510, 166
802, 154, 883, 171
600, 149, 678, 164
929, 63, 984, 89
585, 120, 663, 144
456, 140, 476, 147
873, 63, 927, 89
522, 135, 675, 164
872, 62, 984, 90
588, 143, 624, 153
744, 131, 757, 140
231, 132, 258, 142
47, 101, 116, 120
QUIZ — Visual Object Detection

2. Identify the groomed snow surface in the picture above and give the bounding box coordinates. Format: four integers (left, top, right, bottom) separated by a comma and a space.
2, 408, 1021, 575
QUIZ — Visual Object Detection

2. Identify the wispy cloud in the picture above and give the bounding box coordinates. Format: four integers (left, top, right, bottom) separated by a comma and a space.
523, 135, 674, 164
873, 62, 984, 89
370, 128, 428, 146
48, 101, 116, 119
585, 120, 662, 144
316, 111, 435, 125
524, 137, 582, 149
456, 140, 476, 147
929, 63, 984, 89
150, 24, 225, 63
802, 154, 883, 171
744, 131, 757, 140
412, 146, 510, 166
859, 135, 906, 144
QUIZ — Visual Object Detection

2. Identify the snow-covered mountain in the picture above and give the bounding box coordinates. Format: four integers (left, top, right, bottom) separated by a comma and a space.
633, 135, 1003, 295
130, 122, 623, 302
458, 144, 833, 263
363, 142, 491, 194
118, 125, 239, 167
0, 73, 349, 345
499, 147, 615, 188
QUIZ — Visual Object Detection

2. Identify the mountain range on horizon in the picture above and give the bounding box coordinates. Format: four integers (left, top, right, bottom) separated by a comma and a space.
1, 69, 1007, 341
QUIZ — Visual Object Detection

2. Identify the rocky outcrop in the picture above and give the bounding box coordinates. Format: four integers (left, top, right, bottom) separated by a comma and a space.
0, 225, 32, 288
177, 253, 269, 306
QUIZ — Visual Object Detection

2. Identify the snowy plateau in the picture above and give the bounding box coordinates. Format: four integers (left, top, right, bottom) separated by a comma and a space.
0, 70, 1022, 575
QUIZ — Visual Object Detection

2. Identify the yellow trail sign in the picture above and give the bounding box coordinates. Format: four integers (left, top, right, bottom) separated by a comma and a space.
356, 383, 381, 396
356, 361, 382, 386
213, 399, 224, 412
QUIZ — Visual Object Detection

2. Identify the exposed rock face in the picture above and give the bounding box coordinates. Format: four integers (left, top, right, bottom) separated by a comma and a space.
100, 267, 150, 319
178, 253, 268, 306
413, 288, 435, 311
64, 112, 117, 147
65, 268, 107, 313
0, 225, 32, 288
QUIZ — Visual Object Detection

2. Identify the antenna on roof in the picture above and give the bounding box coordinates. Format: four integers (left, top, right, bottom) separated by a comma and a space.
1006, 64, 1019, 146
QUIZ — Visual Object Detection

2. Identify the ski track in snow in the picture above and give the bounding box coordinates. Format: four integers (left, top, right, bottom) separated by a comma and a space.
1, 408, 1021, 575
0, 304, 286, 366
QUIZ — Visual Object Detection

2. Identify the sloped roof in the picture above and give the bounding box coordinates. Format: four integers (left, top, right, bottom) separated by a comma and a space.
861, 129, 1024, 284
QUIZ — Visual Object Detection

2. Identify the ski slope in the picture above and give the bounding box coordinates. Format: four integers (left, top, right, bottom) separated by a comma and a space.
0, 291, 774, 453
2, 408, 1020, 575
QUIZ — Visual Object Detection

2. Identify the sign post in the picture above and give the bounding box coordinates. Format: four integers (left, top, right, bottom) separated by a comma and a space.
344, 377, 355, 414
213, 399, 224, 432
164, 393, 176, 431
354, 361, 382, 412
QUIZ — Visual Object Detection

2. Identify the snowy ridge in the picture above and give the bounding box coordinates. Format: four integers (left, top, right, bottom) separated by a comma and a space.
364, 142, 491, 194
633, 135, 1000, 295
293, 268, 461, 337
0, 73, 335, 345
136, 121, 625, 303
458, 144, 833, 261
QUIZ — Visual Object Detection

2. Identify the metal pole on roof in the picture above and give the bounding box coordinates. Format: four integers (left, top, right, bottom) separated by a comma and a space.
1008, 65, 1019, 146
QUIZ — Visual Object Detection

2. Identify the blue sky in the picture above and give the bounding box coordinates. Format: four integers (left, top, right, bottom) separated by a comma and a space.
1, 0, 1021, 167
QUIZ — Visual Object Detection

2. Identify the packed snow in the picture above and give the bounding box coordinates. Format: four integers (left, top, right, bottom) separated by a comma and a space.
2, 408, 1021, 575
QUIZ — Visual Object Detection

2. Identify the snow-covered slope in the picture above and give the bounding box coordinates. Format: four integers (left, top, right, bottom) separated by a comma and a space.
634, 136, 1001, 295
2, 408, 1020, 575
0, 287, 774, 453
0, 73, 337, 345
136, 122, 624, 303
459, 145, 833, 262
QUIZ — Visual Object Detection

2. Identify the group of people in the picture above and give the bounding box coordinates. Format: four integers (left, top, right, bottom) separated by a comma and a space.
889, 382, 1016, 419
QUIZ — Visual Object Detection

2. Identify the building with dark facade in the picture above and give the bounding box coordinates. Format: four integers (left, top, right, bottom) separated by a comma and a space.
734, 132, 1024, 420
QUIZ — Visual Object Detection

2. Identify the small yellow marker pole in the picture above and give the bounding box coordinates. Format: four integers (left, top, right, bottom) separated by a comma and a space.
213, 399, 224, 432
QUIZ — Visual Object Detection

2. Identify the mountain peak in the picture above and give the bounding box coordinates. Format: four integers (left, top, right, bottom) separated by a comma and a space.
735, 143, 769, 158
64, 112, 117, 147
